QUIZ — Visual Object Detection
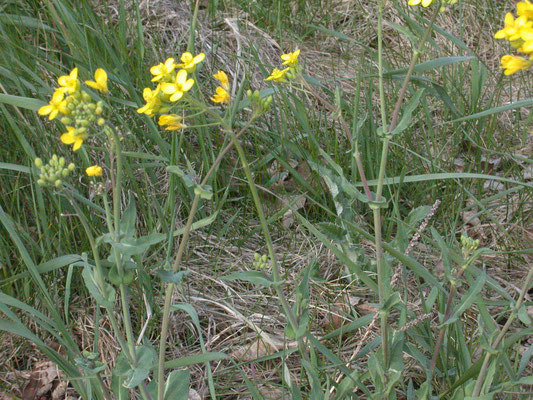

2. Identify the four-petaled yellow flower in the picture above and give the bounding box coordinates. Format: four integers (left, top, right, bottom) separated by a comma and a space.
265, 67, 289, 82
137, 86, 162, 116
86, 165, 103, 177
213, 70, 230, 91
408, 0, 434, 6
38, 90, 68, 120
281, 49, 300, 68
158, 114, 186, 130
494, 13, 532, 42
61, 126, 87, 151
177, 52, 205, 73
150, 58, 176, 82
57, 67, 80, 94
518, 1, 533, 20
85, 68, 108, 94
161, 70, 195, 102
500, 54, 532, 75
211, 87, 230, 104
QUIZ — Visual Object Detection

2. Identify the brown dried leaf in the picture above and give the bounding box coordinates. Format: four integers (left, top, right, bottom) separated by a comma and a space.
231, 340, 274, 362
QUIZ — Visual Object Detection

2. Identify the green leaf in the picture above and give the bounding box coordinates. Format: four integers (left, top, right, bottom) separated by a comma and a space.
163, 352, 229, 370
167, 165, 197, 188
81, 266, 115, 308
194, 184, 213, 200
442, 271, 486, 327
219, 271, 275, 287
164, 369, 190, 400
389, 89, 425, 136
316, 222, 347, 242
517, 304, 532, 325
103, 232, 166, 256
119, 345, 157, 389
156, 270, 190, 284
384, 56, 475, 76
0, 93, 45, 110
450, 98, 533, 123
121, 195, 137, 237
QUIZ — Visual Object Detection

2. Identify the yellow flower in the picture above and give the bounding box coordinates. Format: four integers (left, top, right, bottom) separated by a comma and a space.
494, 13, 532, 42
213, 70, 230, 91
518, 1, 533, 19
86, 165, 103, 177
57, 67, 80, 94
265, 67, 289, 82
281, 49, 300, 67
137, 86, 162, 116
500, 54, 532, 75
408, 0, 434, 6
161, 69, 195, 102
38, 90, 68, 120
60, 126, 87, 151
211, 87, 230, 104
177, 52, 205, 73
158, 114, 186, 130
85, 68, 108, 94
150, 58, 176, 82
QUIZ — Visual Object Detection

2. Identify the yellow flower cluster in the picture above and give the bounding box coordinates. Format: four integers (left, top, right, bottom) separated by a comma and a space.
494, 1, 533, 75
137, 52, 205, 130
265, 49, 301, 83
211, 71, 231, 104
38, 67, 108, 150
408, 0, 458, 11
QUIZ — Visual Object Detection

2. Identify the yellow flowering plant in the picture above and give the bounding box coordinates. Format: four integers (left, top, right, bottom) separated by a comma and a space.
494, 1, 533, 75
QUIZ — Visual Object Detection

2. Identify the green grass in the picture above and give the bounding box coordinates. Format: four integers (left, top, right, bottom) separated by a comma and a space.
0, 0, 532, 398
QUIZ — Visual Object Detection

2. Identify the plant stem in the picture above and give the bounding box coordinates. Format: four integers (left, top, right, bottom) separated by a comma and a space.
373, 2, 440, 374
472, 260, 533, 397
156, 117, 254, 400
108, 127, 138, 365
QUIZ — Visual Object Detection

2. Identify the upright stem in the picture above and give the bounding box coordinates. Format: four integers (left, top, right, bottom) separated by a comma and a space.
373, 1, 439, 373
156, 118, 254, 400
108, 127, 138, 364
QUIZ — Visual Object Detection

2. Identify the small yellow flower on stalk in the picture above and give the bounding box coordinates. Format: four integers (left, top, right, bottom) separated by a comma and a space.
265, 67, 289, 82
518, 1, 533, 20
150, 58, 176, 82
281, 49, 300, 68
211, 86, 230, 104
161, 69, 195, 102
158, 114, 186, 130
499, 54, 532, 75
85, 68, 108, 94
408, 0, 434, 6
86, 165, 103, 177
38, 90, 69, 120
137, 86, 162, 116
494, 13, 533, 42
57, 67, 80, 94
61, 126, 87, 151
177, 52, 205, 73
213, 70, 230, 91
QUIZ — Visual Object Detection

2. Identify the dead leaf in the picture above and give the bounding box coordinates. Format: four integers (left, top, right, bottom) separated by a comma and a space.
22, 361, 62, 400
231, 340, 274, 362
189, 388, 202, 400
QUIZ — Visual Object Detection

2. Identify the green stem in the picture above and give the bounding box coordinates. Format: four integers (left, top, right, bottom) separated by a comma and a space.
108, 127, 138, 364
472, 261, 533, 397
157, 117, 254, 400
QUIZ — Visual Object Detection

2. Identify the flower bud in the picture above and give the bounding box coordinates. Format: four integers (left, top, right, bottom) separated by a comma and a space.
55, 179, 62, 187
68, 163, 75, 171
97, 118, 105, 126
37, 179, 46, 186
34, 158, 43, 168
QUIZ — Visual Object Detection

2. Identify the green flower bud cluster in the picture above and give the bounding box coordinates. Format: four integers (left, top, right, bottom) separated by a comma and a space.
246, 89, 273, 117
60, 90, 105, 134
35, 155, 75, 187
460, 235, 480, 258
253, 253, 269, 270
285, 65, 302, 81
